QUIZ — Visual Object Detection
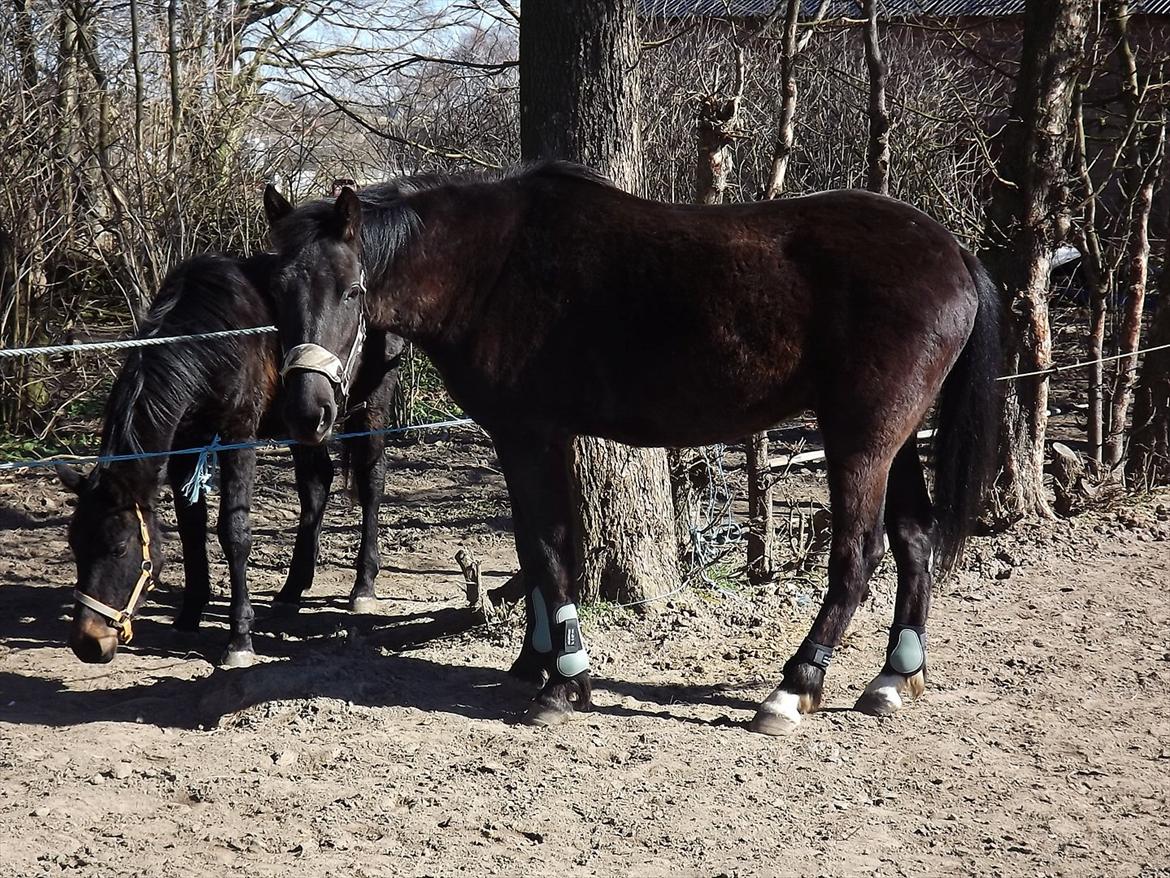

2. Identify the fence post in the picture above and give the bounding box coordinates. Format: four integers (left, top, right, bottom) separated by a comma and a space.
746, 431, 775, 583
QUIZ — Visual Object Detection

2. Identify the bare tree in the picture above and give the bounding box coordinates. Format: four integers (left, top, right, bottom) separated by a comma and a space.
1103, 0, 1166, 469
863, 0, 890, 195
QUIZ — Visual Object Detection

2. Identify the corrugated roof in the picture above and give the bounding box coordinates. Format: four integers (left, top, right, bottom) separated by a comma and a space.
640, 0, 1170, 17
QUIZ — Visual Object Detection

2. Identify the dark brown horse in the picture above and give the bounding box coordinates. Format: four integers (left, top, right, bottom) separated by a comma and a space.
264, 162, 1001, 734
58, 252, 402, 667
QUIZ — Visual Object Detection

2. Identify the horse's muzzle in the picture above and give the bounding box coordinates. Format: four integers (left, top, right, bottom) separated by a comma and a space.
70, 612, 118, 663
283, 372, 337, 446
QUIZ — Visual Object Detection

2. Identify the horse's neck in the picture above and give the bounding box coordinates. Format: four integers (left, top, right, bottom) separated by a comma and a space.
99, 362, 192, 500
384, 187, 515, 345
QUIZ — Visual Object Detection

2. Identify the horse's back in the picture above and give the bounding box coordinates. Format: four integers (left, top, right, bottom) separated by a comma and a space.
141, 253, 283, 442
483, 177, 980, 445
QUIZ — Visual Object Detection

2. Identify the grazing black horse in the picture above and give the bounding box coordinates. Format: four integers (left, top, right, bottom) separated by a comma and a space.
263, 162, 1000, 734
58, 252, 402, 667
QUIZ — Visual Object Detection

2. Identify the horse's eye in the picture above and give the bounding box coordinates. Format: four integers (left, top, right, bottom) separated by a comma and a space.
112, 543, 129, 559
344, 283, 362, 301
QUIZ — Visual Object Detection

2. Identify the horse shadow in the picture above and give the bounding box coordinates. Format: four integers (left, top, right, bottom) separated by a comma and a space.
0, 651, 527, 732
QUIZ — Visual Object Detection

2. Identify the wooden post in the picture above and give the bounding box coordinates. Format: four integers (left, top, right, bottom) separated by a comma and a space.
746, 431, 775, 584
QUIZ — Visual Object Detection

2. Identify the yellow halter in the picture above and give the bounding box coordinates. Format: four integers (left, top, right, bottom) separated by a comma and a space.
73, 504, 156, 644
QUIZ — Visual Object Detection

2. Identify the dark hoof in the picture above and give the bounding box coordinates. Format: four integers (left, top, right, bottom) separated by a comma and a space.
270, 600, 301, 618
219, 649, 256, 669
523, 701, 574, 727
349, 595, 378, 614
522, 672, 593, 727
508, 653, 548, 688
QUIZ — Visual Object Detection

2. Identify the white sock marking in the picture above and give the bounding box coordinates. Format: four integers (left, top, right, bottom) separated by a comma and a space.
862, 672, 905, 713
758, 688, 804, 726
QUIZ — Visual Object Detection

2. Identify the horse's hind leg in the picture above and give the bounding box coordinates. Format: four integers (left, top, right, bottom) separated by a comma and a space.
168, 452, 210, 631
856, 436, 932, 716
751, 440, 893, 735
274, 443, 334, 611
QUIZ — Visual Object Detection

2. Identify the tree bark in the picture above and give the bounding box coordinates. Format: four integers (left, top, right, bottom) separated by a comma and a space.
762, 0, 801, 200
1103, 0, 1164, 470
863, 0, 890, 196
1072, 83, 1109, 465
695, 44, 744, 205
1105, 144, 1162, 468
166, 0, 183, 170
982, 0, 1090, 523
1127, 217, 1170, 488
519, 0, 680, 608
745, 431, 775, 583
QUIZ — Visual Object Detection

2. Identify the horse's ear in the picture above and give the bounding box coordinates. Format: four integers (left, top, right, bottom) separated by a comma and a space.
334, 187, 362, 243
55, 464, 87, 495
263, 184, 293, 226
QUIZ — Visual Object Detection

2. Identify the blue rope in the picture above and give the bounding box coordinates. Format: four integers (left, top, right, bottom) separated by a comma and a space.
182, 434, 221, 503
0, 417, 475, 473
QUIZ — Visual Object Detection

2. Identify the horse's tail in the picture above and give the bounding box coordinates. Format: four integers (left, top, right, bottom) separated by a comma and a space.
931, 249, 1003, 577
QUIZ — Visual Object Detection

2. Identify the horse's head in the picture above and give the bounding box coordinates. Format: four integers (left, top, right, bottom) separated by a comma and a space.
264, 184, 367, 446
57, 465, 163, 663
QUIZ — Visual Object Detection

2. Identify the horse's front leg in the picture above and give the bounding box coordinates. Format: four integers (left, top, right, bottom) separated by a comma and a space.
216, 446, 258, 667
751, 446, 892, 735
274, 443, 333, 611
167, 451, 210, 630
494, 429, 591, 725
346, 368, 395, 612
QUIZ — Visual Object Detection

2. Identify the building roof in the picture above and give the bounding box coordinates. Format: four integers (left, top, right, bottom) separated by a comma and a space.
640, 0, 1170, 17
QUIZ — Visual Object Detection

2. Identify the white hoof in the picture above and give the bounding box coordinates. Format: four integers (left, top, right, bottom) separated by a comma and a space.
350, 596, 378, 614
854, 670, 924, 716
749, 688, 810, 736
220, 650, 256, 669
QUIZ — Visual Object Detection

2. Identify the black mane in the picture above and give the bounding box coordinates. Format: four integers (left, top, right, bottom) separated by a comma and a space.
269, 161, 613, 291
101, 252, 275, 460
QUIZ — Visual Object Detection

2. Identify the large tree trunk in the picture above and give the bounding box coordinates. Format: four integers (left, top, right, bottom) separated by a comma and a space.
982, 0, 1090, 523
519, 0, 680, 608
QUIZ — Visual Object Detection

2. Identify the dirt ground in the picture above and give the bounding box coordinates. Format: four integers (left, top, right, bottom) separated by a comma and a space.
1, 430, 1169, 877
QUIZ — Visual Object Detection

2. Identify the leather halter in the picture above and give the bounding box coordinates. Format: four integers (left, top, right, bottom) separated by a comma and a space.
73, 504, 156, 644
280, 271, 367, 403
